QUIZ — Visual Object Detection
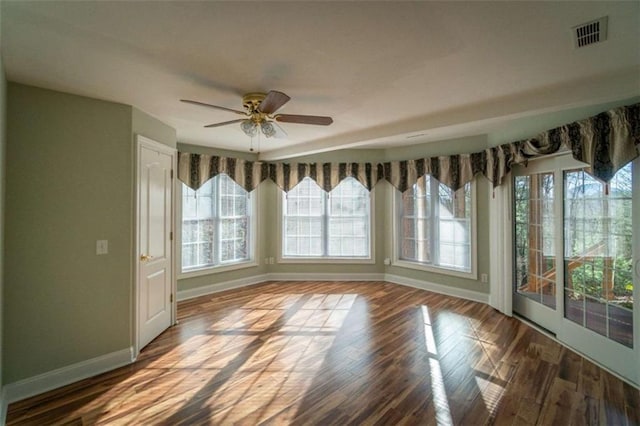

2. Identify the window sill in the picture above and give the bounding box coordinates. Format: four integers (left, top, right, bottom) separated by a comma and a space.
179, 260, 258, 279
391, 259, 477, 280
278, 256, 375, 265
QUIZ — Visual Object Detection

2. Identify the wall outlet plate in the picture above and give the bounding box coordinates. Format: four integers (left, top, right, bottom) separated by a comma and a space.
96, 240, 108, 255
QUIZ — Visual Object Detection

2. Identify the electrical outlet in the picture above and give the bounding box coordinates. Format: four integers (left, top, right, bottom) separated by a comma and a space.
96, 240, 108, 255
481, 273, 488, 283
264, 257, 269, 265
383, 258, 391, 265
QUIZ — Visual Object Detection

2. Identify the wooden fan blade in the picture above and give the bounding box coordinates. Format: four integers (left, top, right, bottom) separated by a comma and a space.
274, 114, 333, 125
181, 99, 246, 116
204, 118, 246, 128
258, 91, 290, 114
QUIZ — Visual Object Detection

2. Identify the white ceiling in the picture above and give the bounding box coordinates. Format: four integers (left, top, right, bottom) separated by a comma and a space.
2, 1, 639, 160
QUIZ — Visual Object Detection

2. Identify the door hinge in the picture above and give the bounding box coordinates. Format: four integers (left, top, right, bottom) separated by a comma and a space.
170, 169, 174, 179
170, 293, 174, 303
170, 231, 173, 241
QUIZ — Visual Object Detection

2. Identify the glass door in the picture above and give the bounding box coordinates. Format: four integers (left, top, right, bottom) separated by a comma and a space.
512, 155, 638, 386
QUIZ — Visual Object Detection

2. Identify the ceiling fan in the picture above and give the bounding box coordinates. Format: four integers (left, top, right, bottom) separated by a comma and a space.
181, 91, 333, 139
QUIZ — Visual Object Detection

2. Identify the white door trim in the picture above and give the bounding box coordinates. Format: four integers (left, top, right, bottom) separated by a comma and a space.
489, 180, 513, 316
133, 135, 176, 358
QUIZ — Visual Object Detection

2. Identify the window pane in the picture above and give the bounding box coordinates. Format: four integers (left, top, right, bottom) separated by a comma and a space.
197, 195, 213, 218
235, 195, 247, 216
199, 219, 214, 241
182, 244, 196, 269
565, 289, 584, 326
220, 240, 232, 262
182, 220, 197, 242
197, 242, 214, 267
183, 194, 197, 218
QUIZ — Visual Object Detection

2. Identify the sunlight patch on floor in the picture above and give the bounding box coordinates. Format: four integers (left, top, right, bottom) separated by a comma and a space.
474, 375, 506, 416
208, 293, 355, 424
422, 305, 454, 425
421, 305, 438, 356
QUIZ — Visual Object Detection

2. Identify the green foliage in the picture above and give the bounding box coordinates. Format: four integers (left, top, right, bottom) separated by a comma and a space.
569, 257, 633, 308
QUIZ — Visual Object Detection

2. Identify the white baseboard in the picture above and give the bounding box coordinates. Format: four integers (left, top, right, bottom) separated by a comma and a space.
384, 273, 489, 304
267, 272, 385, 282
177, 273, 388, 301
177, 274, 269, 301
3, 347, 134, 407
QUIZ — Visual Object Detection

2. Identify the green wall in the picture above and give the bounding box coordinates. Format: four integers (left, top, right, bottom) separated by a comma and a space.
3, 84, 178, 384
0, 26, 6, 388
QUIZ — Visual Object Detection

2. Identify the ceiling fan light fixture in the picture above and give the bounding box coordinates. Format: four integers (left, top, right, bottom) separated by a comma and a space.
183, 90, 332, 140
241, 120, 258, 137
260, 121, 277, 138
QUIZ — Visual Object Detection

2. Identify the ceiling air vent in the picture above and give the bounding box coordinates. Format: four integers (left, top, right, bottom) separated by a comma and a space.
573, 16, 608, 48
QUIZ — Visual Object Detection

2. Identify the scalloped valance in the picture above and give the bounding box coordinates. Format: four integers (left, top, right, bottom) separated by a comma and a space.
178, 103, 639, 193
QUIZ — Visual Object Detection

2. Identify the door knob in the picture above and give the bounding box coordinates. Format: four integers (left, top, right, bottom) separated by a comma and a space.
140, 254, 154, 262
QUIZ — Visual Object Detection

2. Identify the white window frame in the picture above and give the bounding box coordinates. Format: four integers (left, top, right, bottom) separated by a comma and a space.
176, 175, 258, 279
277, 178, 375, 264
392, 178, 477, 280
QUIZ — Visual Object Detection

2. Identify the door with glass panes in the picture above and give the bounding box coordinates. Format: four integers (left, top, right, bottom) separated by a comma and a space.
513, 155, 638, 386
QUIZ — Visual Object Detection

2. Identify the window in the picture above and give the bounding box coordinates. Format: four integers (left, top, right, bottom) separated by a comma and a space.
396, 176, 474, 274
282, 177, 371, 259
181, 174, 253, 273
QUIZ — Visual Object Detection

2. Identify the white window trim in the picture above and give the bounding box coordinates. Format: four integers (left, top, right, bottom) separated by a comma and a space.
391, 178, 478, 280
277, 183, 375, 264
176, 178, 259, 279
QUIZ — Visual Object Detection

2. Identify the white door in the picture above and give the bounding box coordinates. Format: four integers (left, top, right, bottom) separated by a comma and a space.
137, 138, 174, 351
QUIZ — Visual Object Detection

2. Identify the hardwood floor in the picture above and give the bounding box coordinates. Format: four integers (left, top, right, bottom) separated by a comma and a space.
6, 281, 640, 425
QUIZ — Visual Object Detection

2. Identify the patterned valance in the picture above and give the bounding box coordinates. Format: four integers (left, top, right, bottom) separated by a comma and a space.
176, 153, 384, 192
178, 103, 639, 193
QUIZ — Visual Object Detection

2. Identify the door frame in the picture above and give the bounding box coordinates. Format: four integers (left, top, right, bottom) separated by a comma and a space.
133, 135, 177, 358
